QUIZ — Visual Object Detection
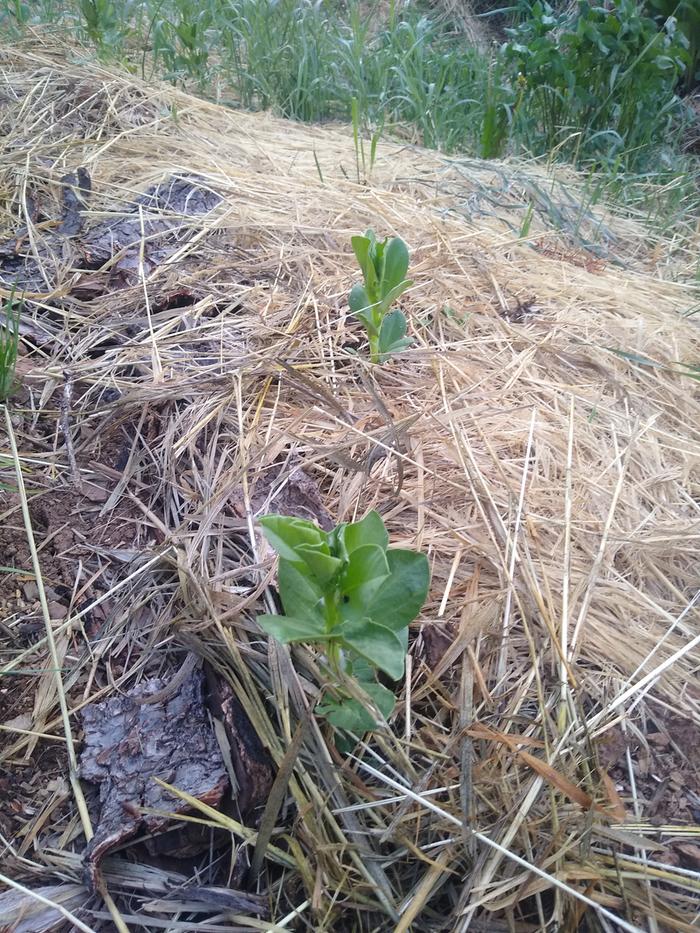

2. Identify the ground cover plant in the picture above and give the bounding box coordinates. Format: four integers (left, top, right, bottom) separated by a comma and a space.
502, 0, 689, 166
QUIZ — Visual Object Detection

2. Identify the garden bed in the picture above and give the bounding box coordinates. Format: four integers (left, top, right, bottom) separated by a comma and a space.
1, 41, 699, 933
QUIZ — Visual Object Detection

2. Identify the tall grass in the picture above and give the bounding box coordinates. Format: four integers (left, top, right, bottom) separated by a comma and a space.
0, 0, 696, 231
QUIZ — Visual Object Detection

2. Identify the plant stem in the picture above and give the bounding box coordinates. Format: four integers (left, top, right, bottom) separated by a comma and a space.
327, 640, 342, 680
369, 333, 380, 364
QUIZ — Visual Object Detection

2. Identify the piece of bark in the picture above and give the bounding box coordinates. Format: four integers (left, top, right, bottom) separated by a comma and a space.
206, 672, 274, 816
79, 667, 228, 890
0, 173, 221, 294
57, 167, 91, 236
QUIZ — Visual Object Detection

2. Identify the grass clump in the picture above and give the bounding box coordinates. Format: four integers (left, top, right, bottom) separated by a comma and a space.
0, 292, 20, 401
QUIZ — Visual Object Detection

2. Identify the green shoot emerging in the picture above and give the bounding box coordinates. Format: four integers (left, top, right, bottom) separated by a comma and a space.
0, 290, 21, 401
348, 229, 413, 364
258, 511, 429, 732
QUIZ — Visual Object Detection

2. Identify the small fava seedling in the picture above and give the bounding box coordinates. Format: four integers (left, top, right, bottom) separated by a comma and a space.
348, 229, 413, 364
258, 511, 429, 732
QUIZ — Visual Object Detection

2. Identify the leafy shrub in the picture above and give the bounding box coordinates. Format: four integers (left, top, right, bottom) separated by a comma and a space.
152, 1, 213, 85
502, 0, 689, 167
645, 0, 700, 92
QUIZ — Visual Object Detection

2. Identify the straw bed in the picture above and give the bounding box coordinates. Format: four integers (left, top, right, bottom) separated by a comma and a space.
0, 39, 699, 933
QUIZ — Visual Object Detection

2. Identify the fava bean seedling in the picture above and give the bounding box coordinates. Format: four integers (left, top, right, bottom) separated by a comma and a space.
349, 229, 413, 364
257, 510, 429, 732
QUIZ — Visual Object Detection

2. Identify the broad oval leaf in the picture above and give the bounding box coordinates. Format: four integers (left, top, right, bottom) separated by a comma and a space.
361, 680, 396, 720
352, 234, 380, 300
351, 235, 371, 280
379, 308, 407, 341
349, 282, 370, 315
258, 613, 331, 644
381, 237, 409, 296
317, 695, 376, 732
340, 543, 390, 604
379, 279, 412, 314
341, 510, 389, 556
339, 617, 406, 680
379, 339, 412, 364
259, 515, 326, 562
278, 558, 324, 621
318, 681, 395, 731
378, 309, 412, 360
365, 549, 430, 631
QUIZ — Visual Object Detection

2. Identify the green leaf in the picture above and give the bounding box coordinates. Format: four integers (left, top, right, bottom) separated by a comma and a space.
378, 310, 412, 361
259, 515, 327, 562
361, 680, 396, 720
381, 237, 409, 296
277, 558, 324, 621
317, 680, 395, 731
351, 233, 379, 299
379, 279, 412, 313
349, 282, 370, 315
607, 347, 665, 368
341, 543, 389, 588
340, 544, 390, 605
317, 695, 376, 732
340, 546, 391, 617
340, 510, 389, 556
343, 549, 429, 632
296, 543, 343, 586
348, 655, 376, 682
366, 229, 383, 271
339, 617, 406, 679
351, 235, 371, 278
258, 613, 332, 644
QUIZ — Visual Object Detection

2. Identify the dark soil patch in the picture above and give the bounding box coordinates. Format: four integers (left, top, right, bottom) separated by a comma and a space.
598, 710, 700, 828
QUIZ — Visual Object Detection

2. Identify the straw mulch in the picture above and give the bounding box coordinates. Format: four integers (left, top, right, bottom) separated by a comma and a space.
1, 40, 699, 933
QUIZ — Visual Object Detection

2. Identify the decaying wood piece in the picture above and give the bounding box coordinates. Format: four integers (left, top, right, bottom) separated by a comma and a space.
80, 667, 228, 890
205, 672, 275, 817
